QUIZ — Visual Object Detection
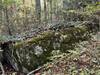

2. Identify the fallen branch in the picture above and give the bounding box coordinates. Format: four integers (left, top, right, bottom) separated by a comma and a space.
27, 66, 44, 75
0, 62, 5, 75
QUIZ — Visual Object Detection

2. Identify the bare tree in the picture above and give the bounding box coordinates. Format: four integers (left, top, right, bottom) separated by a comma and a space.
4, 7, 12, 35
44, 0, 48, 24
35, 0, 41, 24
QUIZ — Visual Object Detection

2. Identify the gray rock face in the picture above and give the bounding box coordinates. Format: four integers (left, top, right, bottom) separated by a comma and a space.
34, 45, 43, 56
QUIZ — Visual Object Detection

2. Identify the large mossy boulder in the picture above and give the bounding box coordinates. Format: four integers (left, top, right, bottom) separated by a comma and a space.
10, 25, 92, 72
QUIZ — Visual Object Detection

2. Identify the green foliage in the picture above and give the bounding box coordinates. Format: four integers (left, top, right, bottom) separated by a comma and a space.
85, 4, 100, 14
3, 0, 14, 6
0, 35, 8, 42
2, 0, 21, 7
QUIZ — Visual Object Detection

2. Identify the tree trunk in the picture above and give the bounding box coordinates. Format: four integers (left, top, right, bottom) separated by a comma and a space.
0, 0, 2, 26
50, 0, 52, 22
44, 0, 47, 24
4, 7, 12, 35
35, 0, 41, 24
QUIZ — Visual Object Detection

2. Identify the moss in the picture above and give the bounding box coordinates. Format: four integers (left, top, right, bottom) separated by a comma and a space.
85, 4, 100, 14
14, 26, 90, 51
14, 31, 54, 48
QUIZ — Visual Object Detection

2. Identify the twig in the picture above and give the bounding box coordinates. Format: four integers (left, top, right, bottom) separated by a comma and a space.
0, 62, 5, 75
27, 66, 44, 75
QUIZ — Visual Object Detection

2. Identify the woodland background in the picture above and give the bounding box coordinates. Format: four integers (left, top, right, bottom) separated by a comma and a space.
0, 0, 100, 75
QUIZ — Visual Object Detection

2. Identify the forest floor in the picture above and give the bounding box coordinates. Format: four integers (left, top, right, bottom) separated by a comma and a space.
1, 32, 100, 75
0, 23, 100, 75
32, 32, 100, 75
0, 32, 99, 75
0, 24, 99, 75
